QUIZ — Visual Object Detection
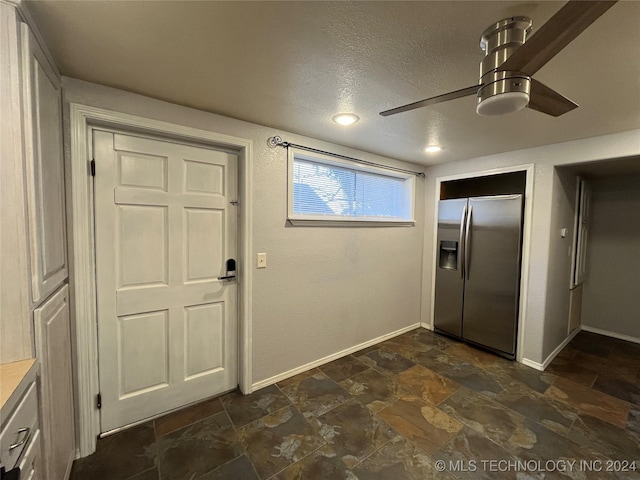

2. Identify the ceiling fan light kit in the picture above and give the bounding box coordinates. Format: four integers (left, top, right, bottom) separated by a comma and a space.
380, 1, 617, 119
476, 90, 530, 116
476, 17, 532, 116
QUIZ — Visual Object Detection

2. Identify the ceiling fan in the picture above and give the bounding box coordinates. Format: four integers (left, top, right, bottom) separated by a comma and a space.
380, 1, 617, 118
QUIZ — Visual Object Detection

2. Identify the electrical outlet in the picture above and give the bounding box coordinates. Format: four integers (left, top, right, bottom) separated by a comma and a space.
257, 253, 267, 268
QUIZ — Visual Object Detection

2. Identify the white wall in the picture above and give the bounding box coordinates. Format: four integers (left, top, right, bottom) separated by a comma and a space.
582, 175, 640, 341
421, 130, 640, 366
542, 168, 577, 358
61, 78, 426, 386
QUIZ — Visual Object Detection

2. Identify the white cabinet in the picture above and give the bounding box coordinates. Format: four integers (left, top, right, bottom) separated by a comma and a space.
0, 364, 42, 478
18, 428, 42, 480
20, 22, 68, 305
0, 0, 32, 365
34, 286, 75, 480
0, 5, 74, 479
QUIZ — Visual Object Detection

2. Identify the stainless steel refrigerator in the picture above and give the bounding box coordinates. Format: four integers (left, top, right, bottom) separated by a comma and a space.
434, 194, 523, 359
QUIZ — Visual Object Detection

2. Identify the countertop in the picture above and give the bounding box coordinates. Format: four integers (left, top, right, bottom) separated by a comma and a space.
0, 358, 37, 415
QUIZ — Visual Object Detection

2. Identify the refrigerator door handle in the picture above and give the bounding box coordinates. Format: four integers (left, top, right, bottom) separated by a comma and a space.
464, 205, 472, 280
459, 205, 467, 278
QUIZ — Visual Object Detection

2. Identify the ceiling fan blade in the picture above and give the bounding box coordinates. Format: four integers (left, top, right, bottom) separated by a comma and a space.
380, 85, 480, 116
527, 78, 578, 116
498, 1, 617, 76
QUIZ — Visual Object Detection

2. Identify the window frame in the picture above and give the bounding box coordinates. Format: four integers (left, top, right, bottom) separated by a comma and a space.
287, 148, 416, 226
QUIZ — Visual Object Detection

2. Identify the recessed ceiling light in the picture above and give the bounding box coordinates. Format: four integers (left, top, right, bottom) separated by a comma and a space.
424, 145, 443, 153
332, 113, 360, 126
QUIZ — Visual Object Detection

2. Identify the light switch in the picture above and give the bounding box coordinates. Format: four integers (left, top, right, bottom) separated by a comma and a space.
257, 253, 267, 268
560, 228, 568, 238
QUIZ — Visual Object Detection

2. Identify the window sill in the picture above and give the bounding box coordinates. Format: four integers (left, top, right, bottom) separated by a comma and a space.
287, 217, 415, 227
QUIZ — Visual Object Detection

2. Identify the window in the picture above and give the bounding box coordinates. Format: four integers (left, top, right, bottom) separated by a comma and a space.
288, 148, 415, 225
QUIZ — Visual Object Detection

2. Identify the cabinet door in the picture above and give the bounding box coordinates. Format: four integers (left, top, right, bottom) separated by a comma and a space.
34, 285, 75, 480
0, 4, 32, 363
21, 23, 67, 304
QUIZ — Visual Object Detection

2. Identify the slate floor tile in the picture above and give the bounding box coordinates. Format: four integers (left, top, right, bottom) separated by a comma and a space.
593, 376, 640, 406
504, 417, 591, 466
340, 367, 406, 412
157, 412, 243, 480
281, 372, 350, 418
238, 406, 325, 479
221, 384, 291, 427
378, 394, 463, 455
277, 368, 323, 388
628, 407, 640, 436
439, 388, 529, 450
489, 360, 558, 394
545, 361, 598, 387
435, 360, 505, 395
68, 328, 640, 480
359, 349, 416, 375
443, 343, 499, 368
568, 332, 611, 358
353, 345, 382, 357
410, 329, 458, 350
545, 377, 631, 427
572, 351, 639, 383
69, 422, 157, 480
433, 426, 518, 480
128, 467, 160, 480
412, 348, 459, 375
314, 401, 396, 468
199, 455, 259, 480
271, 444, 352, 480
377, 334, 432, 361
319, 355, 369, 383
568, 413, 640, 461
488, 377, 579, 436
395, 364, 460, 405
351, 435, 456, 480
155, 396, 224, 436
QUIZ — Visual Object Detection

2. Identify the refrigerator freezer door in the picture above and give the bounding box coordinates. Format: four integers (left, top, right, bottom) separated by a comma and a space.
463, 195, 523, 357
434, 198, 467, 338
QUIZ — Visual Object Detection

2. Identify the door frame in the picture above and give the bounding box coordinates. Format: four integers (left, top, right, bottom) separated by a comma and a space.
68, 103, 253, 457
428, 164, 534, 365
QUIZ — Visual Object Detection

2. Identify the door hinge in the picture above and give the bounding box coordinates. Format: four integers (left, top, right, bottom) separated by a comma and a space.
96, 392, 102, 409
90, 159, 96, 177
230, 200, 239, 206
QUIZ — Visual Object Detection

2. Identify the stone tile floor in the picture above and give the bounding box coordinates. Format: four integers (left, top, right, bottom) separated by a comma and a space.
70, 329, 640, 479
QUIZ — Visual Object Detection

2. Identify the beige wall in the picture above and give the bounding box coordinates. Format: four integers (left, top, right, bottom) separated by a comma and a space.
582, 175, 640, 340
420, 130, 640, 366
61, 77, 640, 379
61, 77, 426, 386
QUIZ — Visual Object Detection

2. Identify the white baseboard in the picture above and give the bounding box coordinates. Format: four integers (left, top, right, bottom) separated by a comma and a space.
580, 325, 640, 345
251, 323, 421, 391
420, 322, 433, 331
521, 326, 582, 372
520, 358, 545, 371
543, 326, 582, 370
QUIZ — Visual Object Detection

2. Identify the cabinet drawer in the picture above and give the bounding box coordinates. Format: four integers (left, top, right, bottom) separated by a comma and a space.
0, 382, 38, 468
18, 428, 41, 480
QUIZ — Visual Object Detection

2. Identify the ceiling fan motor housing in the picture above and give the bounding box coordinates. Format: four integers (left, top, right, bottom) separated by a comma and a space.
477, 16, 532, 115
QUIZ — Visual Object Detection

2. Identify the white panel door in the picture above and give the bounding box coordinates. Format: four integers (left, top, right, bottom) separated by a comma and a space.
94, 131, 238, 432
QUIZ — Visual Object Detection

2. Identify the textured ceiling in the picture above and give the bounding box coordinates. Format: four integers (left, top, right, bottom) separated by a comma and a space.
26, 1, 640, 166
